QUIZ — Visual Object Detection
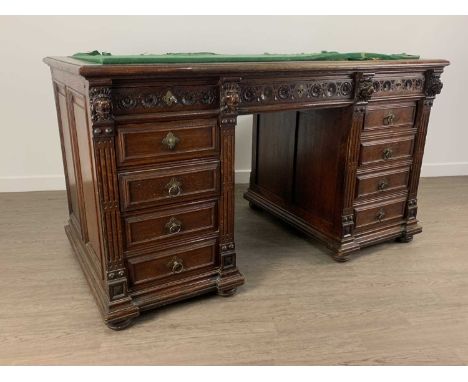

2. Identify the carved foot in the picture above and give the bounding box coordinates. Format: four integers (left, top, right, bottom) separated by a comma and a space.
396, 234, 413, 243
106, 318, 134, 331
329, 240, 359, 263
332, 254, 351, 263
217, 287, 238, 297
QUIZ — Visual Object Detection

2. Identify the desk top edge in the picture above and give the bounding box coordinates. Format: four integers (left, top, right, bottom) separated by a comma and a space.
44, 56, 450, 78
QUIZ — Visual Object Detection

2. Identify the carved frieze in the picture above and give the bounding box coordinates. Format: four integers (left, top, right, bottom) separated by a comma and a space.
424, 70, 443, 97
372, 77, 425, 96
90, 87, 113, 123
238, 80, 354, 106
113, 85, 218, 113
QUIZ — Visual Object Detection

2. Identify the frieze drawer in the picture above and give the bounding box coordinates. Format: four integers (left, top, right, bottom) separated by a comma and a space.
364, 102, 416, 131
356, 166, 410, 200
354, 197, 407, 231
119, 161, 220, 211
113, 83, 219, 115
126, 238, 217, 288
123, 200, 218, 251
116, 119, 218, 167
359, 135, 414, 167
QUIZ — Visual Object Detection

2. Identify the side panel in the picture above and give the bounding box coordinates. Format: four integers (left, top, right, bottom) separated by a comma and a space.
54, 82, 81, 232
68, 89, 103, 271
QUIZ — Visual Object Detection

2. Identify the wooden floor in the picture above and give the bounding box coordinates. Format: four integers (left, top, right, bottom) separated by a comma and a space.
1, 177, 468, 365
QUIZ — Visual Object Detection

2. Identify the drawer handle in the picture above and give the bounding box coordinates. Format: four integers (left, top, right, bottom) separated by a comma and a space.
165, 217, 182, 234
165, 178, 182, 197
376, 209, 386, 222
383, 112, 396, 125
167, 256, 184, 274
162, 132, 180, 150
378, 178, 389, 191
382, 148, 393, 160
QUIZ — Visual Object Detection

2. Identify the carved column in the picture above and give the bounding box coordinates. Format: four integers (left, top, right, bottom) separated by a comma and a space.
400, 69, 444, 241
334, 72, 374, 261
216, 78, 245, 294
88, 84, 138, 324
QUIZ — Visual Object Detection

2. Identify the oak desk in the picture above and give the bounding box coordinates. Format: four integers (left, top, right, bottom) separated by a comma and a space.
44, 53, 448, 329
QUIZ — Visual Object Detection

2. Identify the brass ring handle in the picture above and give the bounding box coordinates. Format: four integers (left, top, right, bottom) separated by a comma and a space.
376, 209, 386, 222
165, 177, 182, 197
162, 132, 180, 150
382, 148, 393, 160
383, 112, 396, 125
167, 256, 184, 274
165, 217, 182, 234
377, 178, 389, 191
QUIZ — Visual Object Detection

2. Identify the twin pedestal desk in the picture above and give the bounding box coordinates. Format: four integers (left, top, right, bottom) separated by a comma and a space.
44, 53, 448, 329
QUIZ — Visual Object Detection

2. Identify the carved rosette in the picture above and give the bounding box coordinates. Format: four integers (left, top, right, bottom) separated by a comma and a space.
221, 82, 241, 114
237, 80, 354, 106
357, 77, 375, 102
372, 77, 424, 95
114, 86, 218, 112
424, 70, 443, 97
90, 87, 113, 123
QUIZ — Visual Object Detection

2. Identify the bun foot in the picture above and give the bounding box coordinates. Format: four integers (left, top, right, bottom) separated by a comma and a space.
332, 254, 350, 263
217, 287, 237, 297
106, 318, 134, 331
396, 234, 413, 243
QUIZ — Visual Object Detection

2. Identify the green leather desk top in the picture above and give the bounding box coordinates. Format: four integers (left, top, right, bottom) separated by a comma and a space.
71, 51, 420, 64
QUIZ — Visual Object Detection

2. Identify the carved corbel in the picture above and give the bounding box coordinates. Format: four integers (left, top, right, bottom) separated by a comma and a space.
356, 73, 375, 103
424, 70, 443, 97
89, 87, 113, 123
221, 80, 241, 114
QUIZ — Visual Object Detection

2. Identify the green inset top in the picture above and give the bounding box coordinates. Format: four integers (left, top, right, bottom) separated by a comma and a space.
71, 50, 420, 64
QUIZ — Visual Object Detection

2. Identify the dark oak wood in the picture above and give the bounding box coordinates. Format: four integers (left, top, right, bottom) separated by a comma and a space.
45, 57, 448, 329
244, 64, 447, 263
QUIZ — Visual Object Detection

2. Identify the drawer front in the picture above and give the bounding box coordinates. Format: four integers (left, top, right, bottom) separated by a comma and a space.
356, 167, 410, 200
354, 198, 406, 230
364, 103, 416, 131
119, 161, 220, 211
113, 83, 219, 115
126, 239, 217, 287
116, 119, 218, 166
359, 136, 414, 166
124, 200, 218, 250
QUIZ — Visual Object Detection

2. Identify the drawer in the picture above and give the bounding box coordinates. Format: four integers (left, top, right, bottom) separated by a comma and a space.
364, 103, 416, 131
123, 200, 218, 250
359, 135, 414, 166
116, 119, 218, 167
354, 197, 406, 230
126, 238, 217, 287
119, 161, 220, 211
356, 167, 410, 200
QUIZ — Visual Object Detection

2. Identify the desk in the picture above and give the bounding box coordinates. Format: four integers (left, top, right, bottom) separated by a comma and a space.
44, 54, 448, 329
